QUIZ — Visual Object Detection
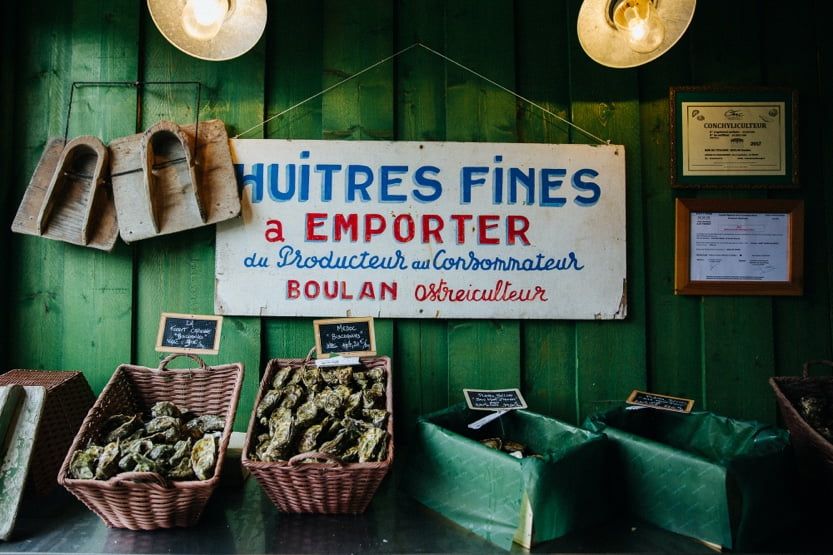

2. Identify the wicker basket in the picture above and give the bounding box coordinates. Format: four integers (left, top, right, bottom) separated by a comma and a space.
769, 360, 833, 495
57, 354, 244, 530
0, 370, 94, 496
243, 356, 393, 514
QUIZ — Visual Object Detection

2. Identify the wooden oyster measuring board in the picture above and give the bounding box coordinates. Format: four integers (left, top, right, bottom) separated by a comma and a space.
0, 385, 46, 540
109, 119, 240, 242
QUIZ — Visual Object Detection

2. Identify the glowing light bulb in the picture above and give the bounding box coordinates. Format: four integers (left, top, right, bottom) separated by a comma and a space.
613, 0, 665, 53
181, 0, 229, 40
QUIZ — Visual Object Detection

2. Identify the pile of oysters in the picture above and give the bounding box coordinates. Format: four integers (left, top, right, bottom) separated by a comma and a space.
68, 401, 225, 481
251, 363, 390, 463
479, 437, 541, 459
799, 395, 833, 443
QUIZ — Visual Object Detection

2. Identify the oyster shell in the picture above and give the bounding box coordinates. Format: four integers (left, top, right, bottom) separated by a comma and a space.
105, 414, 142, 443
344, 391, 363, 417
268, 407, 295, 450
297, 422, 324, 453
167, 456, 195, 480
320, 367, 339, 385
336, 366, 353, 385
363, 409, 388, 429
317, 388, 344, 417
271, 365, 294, 389
95, 441, 121, 480
149, 443, 175, 461
362, 382, 385, 409
357, 427, 387, 462
366, 367, 385, 382
68, 446, 101, 479
319, 429, 349, 456
256, 389, 282, 419
118, 453, 138, 471
146, 415, 181, 435
278, 384, 305, 410
352, 371, 368, 389
191, 435, 217, 480
295, 399, 320, 429
151, 401, 182, 418
131, 452, 158, 473
184, 414, 226, 439
300, 365, 321, 390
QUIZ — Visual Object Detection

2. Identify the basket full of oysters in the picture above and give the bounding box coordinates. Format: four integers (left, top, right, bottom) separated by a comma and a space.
242, 356, 393, 514
57, 354, 244, 530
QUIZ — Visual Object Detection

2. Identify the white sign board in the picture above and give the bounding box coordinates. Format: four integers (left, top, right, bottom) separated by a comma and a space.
216, 140, 627, 319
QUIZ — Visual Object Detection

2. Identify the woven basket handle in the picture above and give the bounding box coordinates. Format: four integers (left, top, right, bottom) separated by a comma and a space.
157, 353, 208, 371
288, 451, 345, 467
802, 360, 833, 378
107, 471, 169, 488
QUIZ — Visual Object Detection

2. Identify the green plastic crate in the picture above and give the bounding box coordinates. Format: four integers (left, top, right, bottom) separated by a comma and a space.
584, 407, 799, 550
405, 404, 609, 550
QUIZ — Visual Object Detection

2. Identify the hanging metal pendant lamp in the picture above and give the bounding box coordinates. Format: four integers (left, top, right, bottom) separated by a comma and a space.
147, 0, 267, 62
577, 0, 696, 69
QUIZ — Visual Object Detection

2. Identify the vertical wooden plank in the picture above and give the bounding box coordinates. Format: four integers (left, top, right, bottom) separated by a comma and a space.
9, 3, 72, 373
638, 44, 703, 403
395, 0, 450, 440
567, 0, 647, 421
137, 6, 264, 430
261, 0, 323, 361
9, 0, 138, 396
319, 0, 395, 356
445, 0, 521, 400
689, 1, 775, 422
0, 1, 18, 368
515, 0, 578, 423
819, 0, 833, 357
60, 2, 139, 395
765, 0, 832, 375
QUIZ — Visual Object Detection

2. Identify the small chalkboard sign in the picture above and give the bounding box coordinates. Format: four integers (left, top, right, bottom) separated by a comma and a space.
463, 388, 527, 412
313, 317, 376, 357
155, 313, 223, 355
626, 390, 694, 413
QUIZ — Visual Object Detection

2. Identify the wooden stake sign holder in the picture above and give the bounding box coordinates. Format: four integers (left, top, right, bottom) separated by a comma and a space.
11, 135, 119, 251
110, 119, 240, 242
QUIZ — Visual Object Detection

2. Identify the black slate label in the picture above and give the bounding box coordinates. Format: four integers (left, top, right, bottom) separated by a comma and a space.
464, 388, 527, 411
156, 313, 223, 355
626, 390, 694, 413
314, 317, 376, 356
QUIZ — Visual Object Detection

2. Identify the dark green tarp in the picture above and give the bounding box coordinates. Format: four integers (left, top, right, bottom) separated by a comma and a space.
405, 404, 609, 550
584, 407, 799, 550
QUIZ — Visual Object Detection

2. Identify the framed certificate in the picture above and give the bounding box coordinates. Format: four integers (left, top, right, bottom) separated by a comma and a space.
670, 87, 799, 188
674, 199, 804, 296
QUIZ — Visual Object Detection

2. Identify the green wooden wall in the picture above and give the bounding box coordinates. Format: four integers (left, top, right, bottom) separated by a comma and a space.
2, 0, 832, 438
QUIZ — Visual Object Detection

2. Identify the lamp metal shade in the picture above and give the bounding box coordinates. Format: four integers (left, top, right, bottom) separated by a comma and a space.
148, 0, 267, 62
577, 0, 696, 69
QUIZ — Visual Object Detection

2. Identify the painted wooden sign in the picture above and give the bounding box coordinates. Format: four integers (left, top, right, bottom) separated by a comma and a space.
155, 312, 223, 355
626, 390, 695, 413
464, 388, 528, 411
313, 317, 376, 357
216, 140, 627, 319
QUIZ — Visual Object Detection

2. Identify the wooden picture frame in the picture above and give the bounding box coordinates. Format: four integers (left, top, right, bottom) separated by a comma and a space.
155, 312, 223, 355
674, 199, 804, 296
313, 317, 376, 357
670, 86, 799, 188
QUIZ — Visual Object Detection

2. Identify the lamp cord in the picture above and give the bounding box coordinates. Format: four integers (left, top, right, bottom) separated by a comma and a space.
233, 42, 610, 145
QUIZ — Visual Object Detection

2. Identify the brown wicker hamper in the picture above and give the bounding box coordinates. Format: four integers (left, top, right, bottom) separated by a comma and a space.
243, 356, 393, 514
769, 360, 833, 496
0, 370, 94, 496
57, 354, 243, 530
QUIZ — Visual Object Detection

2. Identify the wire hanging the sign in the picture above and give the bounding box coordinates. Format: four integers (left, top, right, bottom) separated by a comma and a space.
233, 42, 610, 145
